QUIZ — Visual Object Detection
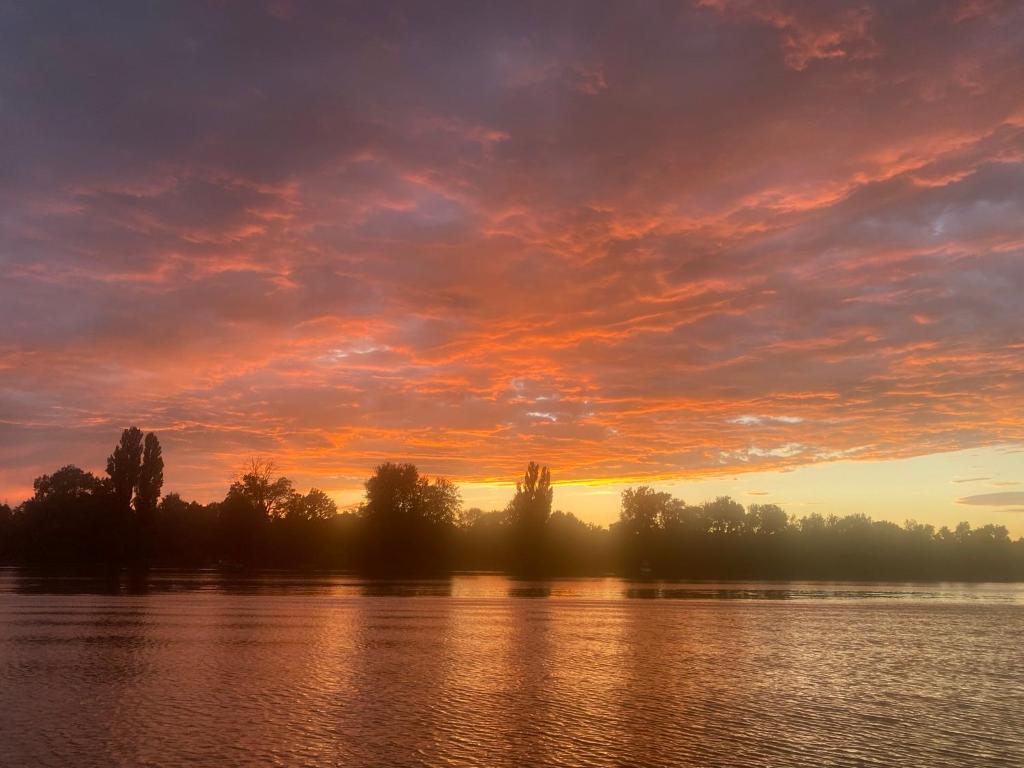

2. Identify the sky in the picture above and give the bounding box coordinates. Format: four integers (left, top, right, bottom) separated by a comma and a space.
1, 0, 1022, 531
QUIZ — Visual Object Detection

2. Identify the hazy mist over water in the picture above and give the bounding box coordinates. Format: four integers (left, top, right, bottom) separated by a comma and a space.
1, 573, 1022, 767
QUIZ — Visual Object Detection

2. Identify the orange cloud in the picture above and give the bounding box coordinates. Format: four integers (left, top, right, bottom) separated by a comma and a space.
1, 1, 1023, 511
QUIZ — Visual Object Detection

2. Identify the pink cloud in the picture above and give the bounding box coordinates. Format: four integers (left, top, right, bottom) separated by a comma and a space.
0, 1, 1022, 506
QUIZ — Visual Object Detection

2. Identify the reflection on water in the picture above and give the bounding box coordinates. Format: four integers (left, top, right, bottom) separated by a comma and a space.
5, 570, 1023, 602
1, 571, 1022, 767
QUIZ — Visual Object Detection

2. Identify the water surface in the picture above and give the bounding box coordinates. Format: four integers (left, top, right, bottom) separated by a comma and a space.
1, 572, 1022, 767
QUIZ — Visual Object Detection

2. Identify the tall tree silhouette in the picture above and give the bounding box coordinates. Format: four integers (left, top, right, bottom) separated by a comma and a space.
507, 462, 553, 575
136, 432, 164, 523
107, 427, 144, 521
509, 462, 553, 528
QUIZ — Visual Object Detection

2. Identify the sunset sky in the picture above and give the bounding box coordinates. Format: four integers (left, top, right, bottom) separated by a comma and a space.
1, 0, 1022, 531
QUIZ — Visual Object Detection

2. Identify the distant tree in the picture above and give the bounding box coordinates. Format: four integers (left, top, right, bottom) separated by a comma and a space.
33, 465, 106, 501
507, 462, 553, 575
135, 432, 164, 522
457, 507, 487, 528
285, 488, 338, 522
546, 510, 610, 576
903, 519, 935, 540
364, 462, 419, 524
20, 465, 115, 562
421, 477, 461, 527
360, 463, 460, 573
508, 462, 553, 529
701, 496, 746, 534
453, 508, 511, 570
954, 521, 972, 543
155, 493, 217, 565
363, 463, 460, 527
215, 459, 296, 564
0, 502, 12, 560
617, 487, 686, 574
971, 523, 1010, 544
798, 512, 830, 535
228, 458, 295, 520
620, 486, 683, 538
107, 427, 144, 519
5, 432, 1024, 581
158, 493, 189, 518
747, 503, 788, 535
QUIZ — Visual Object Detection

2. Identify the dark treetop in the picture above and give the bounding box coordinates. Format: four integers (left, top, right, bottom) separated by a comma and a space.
1, 428, 1022, 581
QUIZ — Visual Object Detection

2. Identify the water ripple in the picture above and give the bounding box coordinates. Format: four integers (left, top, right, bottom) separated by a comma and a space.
0, 577, 1022, 767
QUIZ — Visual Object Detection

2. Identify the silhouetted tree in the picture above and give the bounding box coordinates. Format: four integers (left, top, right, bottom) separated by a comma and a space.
0, 503, 12, 561
285, 488, 338, 522
18, 465, 116, 562
701, 496, 746, 535
154, 493, 217, 565
454, 508, 510, 570
215, 459, 297, 565
360, 463, 459, 574
228, 458, 295, 519
363, 463, 460, 527
619, 486, 685, 573
620, 487, 682, 536
4, 432, 1024, 581
747, 503, 787, 535
457, 507, 488, 528
135, 432, 164, 523
269, 488, 341, 566
213, 460, 346, 567
508, 462, 553, 527
546, 510, 610, 576
507, 462, 553, 575
107, 427, 144, 522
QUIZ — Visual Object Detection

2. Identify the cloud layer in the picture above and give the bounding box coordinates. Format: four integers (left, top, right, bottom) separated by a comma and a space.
1, 0, 1023, 502
957, 492, 1024, 506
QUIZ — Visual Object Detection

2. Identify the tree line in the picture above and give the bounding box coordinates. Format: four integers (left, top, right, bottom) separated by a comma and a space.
1, 427, 1022, 581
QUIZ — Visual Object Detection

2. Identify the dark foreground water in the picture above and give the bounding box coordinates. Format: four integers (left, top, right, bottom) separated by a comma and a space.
1, 572, 1022, 767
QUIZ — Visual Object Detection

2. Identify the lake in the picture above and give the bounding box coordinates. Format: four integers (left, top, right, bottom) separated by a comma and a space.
1, 572, 1022, 767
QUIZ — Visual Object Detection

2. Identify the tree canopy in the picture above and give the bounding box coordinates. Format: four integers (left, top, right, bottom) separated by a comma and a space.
1, 433, 1022, 581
